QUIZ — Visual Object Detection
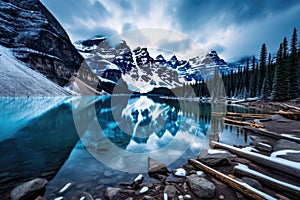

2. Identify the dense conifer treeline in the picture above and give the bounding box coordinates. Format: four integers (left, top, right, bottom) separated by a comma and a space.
171, 28, 300, 101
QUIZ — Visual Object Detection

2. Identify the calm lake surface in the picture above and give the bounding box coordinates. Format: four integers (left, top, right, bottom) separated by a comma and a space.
0, 95, 262, 199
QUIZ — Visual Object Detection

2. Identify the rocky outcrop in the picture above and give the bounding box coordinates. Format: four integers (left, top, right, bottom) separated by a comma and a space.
0, 0, 97, 87
10, 178, 48, 200
147, 157, 169, 175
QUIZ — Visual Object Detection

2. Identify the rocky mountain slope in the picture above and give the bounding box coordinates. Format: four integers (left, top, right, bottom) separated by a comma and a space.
0, 0, 97, 88
0, 45, 69, 96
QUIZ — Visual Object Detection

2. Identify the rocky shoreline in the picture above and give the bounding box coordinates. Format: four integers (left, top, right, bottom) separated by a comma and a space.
9, 102, 300, 200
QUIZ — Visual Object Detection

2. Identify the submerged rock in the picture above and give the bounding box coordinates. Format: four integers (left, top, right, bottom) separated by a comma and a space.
105, 187, 122, 200
187, 174, 216, 199
198, 149, 232, 167
11, 178, 48, 200
147, 157, 169, 175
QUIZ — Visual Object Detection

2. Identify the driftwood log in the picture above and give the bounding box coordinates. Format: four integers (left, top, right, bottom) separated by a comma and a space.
226, 112, 272, 119
189, 159, 276, 200
224, 117, 264, 128
243, 126, 300, 143
210, 141, 300, 178
233, 164, 300, 197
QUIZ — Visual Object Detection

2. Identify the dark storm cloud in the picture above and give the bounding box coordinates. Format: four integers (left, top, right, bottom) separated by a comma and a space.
174, 0, 300, 30
40, 0, 300, 61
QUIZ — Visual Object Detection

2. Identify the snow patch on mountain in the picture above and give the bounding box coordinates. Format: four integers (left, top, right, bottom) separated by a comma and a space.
0, 45, 69, 96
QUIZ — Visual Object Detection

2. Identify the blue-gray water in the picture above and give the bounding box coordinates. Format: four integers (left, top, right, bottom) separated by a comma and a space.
0, 96, 261, 199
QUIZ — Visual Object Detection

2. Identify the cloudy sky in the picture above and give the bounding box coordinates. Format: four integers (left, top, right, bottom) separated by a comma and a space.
41, 0, 300, 61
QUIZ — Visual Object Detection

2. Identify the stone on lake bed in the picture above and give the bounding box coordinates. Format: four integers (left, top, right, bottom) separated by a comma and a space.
105, 187, 122, 200
198, 149, 232, 167
173, 168, 186, 177
11, 178, 48, 200
104, 170, 114, 177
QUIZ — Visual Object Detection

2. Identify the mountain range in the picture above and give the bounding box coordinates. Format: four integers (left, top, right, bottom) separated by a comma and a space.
74, 36, 232, 93
0, 0, 246, 95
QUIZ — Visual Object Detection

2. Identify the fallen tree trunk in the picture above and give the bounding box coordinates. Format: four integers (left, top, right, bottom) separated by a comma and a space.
224, 118, 264, 128
226, 112, 272, 119
276, 110, 300, 120
243, 126, 300, 143
234, 164, 300, 197
210, 141, 300, 178
189, 159, 276, 200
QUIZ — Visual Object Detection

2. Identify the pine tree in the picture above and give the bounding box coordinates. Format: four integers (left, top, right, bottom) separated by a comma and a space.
272, 43, 290, 101
258, 43, 267, 97
249, 56, 257, 97
289, 28, 299, 98
245, 58, 250, 94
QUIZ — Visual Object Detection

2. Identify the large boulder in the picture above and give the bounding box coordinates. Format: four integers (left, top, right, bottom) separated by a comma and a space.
187, 174, 216, 199
273, 139, 300, 151
198, 149, 232, 167
10, 178, 48, 200
147, 157, 169, 175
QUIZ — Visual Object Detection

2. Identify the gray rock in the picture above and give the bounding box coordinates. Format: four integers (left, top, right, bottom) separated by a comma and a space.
273, 139, 300, 151
241, 177, 262, 190
143, 195, 155, 200
198, 149, 232, 166
98, 178, 115, 185
187, 174, 216, 199
163, 185, 178, 199
77, 192, 94, 200
125, 198, 133, 200
147, 157, 168, 175
105, 187, 122, 200
104, 170, 114, 177
11, 178, 48, 200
